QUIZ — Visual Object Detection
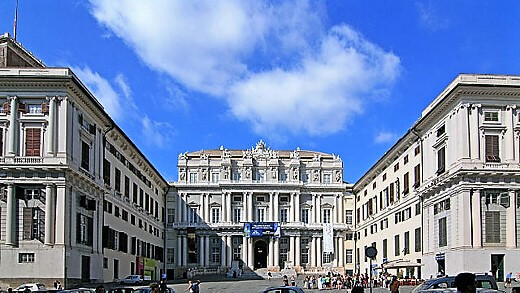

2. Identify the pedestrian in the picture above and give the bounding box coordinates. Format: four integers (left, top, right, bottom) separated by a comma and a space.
160, 278, 168, 293
390, 276, 400, 293
506, 272, 513, 288
95, 285, 105, 293
290, 275, 296, 286
150, 283, 159, 293
454, 273, 476, 293
53, 281, 58, 289
267, 271, 272, 280
185, 279, 194, 293
57, 281, 62, 290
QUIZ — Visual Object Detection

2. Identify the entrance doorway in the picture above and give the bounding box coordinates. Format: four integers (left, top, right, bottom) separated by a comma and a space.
254, 240, 268, 269
491, 254, 504, 281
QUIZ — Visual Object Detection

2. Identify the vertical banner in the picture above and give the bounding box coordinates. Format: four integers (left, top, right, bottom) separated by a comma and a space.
323, 223, 334, 253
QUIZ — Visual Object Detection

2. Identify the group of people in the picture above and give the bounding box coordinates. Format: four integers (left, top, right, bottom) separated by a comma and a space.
281, 272, 402, 292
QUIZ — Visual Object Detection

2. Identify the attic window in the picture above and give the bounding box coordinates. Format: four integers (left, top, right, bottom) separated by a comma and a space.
484, 111, 499, 122
436, 125, 445, 137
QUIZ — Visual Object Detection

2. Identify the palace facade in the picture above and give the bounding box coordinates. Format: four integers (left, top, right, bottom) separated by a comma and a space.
165, 141, 355, 278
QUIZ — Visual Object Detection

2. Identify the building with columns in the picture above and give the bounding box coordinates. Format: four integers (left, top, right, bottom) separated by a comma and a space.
0, 33, 168, 287
165, 141, 355, 279
354, 74, 520, 281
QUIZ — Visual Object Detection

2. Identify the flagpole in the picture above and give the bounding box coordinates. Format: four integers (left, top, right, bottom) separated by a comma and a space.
13, 0, 19, 41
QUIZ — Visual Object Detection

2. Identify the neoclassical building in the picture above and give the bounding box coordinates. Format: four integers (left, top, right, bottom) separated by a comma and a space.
0, 33, 168, 287
165, 141, 355, 278
354, 74, 520, 281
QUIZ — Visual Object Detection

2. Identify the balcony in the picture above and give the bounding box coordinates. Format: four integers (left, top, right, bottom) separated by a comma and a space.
0, 156, 66, 165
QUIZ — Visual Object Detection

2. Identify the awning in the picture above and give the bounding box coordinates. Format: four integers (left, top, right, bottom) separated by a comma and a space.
381, 260, 424, 269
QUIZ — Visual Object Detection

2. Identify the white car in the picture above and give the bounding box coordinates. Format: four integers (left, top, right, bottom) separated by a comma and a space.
120, 275, 144, 285
14, 284, 46, 292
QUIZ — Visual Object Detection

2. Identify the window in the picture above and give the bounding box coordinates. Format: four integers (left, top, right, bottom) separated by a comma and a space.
211, 208, 220, 223
415, 203, 421, 215
211, 173, 220, 183
415, 146, 420, 156
167, 248, 175, 264
232, 237, 242, 261
189, 173, 198, 183
188, 207, 198, 224
233, 196, 242, 202
394, 235, 400, 256
19, 253, 35, 263
484, 111, 499, 122
485, 211, 501, 243
301, 238, 309, 264
124, 176, 130, 198
256, 208, 265, 222
414, 164, 421, 187
438, 217, 447, 247
122, 209, 128, 221
345, 210, 353, 225
103, 257, 108, 269
485, 135, 500, 162
25, 128, 41, 156
114, 206, 120, 217
233, 208, 242, 223
256, 196, 265, 202
23, 207, 44, 241
394, 163, 399, 172
77, 213, 93, 246
27, 104, 42, 114
279, 238, 289, 267
210, 238, 221, 263
404, 155, 409, 165
131, 215, 135, 225
382, 239, 388, 258
346, 249, 353, 264
232, 171, 241, 181
437, 124, 445, 137
280, 208, 288, 223
322, 209, 331, 223
323, 252, 332, 264
403, 172, 409, 195
167, 208, 175, 224
404, 231, 410, 255
437, 146, 446, 174
434, 199, 451, 214
346, 233, 353, 240
324, 173, 332, 184
114, 168, 121, 192
382, 173, 387, 181
301, 209, 309, 224
132, 183, 138, 204
415, 227, 421, 252
372, 182, 377, 189
81, 141, 90, 170
103, 159, 111, 185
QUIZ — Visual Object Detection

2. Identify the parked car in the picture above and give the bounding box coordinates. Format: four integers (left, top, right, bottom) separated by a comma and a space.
61, 288, 96, 293
261, 286, 304, 293
14, 284, 47, 292
413, 274, 499, 293
119, 275, 144, 285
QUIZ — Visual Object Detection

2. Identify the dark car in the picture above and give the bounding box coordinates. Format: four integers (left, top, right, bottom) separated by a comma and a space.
413, 274, 498, 293
261, 286, 304, 293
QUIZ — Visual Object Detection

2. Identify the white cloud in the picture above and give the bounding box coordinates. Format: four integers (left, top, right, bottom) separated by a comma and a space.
72, 66, 124, 121
416, 1, 450, 31
88, 0, 400, 137
140, 115, 174, 148
374, 131, 397, 144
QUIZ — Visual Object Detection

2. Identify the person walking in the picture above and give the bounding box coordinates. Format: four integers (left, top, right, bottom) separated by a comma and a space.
390, 276, 400, 293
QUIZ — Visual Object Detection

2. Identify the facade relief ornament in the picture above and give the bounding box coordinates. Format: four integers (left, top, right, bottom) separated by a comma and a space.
222, 166, 229, 179
313, 153, 321, 162
201, 168, 208, 181
178, 152, 188, 160
292, 167, 299, 180
245, 166, 251, 179
313, 169, 320, 182
199, 152, 209, 161
335, 170, 342, 182
271, 167, 278, 179
290, 149, 300, 159
179, 168, 186, 181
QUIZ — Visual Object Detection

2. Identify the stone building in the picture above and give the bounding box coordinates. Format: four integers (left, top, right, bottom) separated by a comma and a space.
354, 74, 520, 281
0, 33, 168, 287
165, 140, 355, 279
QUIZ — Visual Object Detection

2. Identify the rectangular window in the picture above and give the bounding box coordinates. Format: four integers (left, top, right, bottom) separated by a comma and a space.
18, 253, 35, 263
324, 173, 331, 184
485, 135, 500, 162
103, 159, 111, 185
211, 208, 220, 223
484, 111, 499, 122
124, 176, 130, 198
346, 249, 353, 264
188, 207, 198, 224
323, 209, 331, 223
232, 236, 242, 261
394, 163, 399, 172
132, 183, 138, 204
122, 209, 128, 221
23, 207, 44, 241
404, 231, 410, 255
301, 238, 309, 264
485, 211, 501, 243
437, 125, 445, 137
167, 248, 175, 264
394, 235, 400, 256
389, 183, 395, 204
233, 208, 242, 223
280, 208, 288, 223
414, 164, 421, 187
27, 104, 42, 114
437, 146, 446, 174
77, 213, 93, 246
81, 141, 90, 170
415, 203, 421, 215
415, 227, 421, 252
210, 238, 221, 263
25, 128, 41, 156
189, 173, 198, 183
256, 208, 265, 222
403, 172, 409, 195
345, 210, 353, 225
167, 208, 175, 224
439, 217, 447, 247
114, 168, 121, 192
279, 238, 289, 267
301, 209, 309, 224
211, 173, 220, 183
414, 146, 420, 156
403, 155, 409, 165
382, 239, 388, 259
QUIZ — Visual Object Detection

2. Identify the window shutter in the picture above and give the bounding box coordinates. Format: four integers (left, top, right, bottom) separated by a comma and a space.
437, 147, 445, 173
41, 102, 49, 114
0, 128, 3, 156
23, 208, 33, 240
18, 102, 26, 113
89, 124, 96, 135
485, 211, 500, 243
2, 102, 10, 114
485, 135, 500, 162
77, 213, 82, 244
25, 128, 41, 157
87, 216, 93, 246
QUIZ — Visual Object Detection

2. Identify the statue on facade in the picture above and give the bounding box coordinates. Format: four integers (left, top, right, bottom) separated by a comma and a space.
292, 167, 298, 180
313, 169, 320, 182
336, 170, 342, 182
179, 169, 186, 181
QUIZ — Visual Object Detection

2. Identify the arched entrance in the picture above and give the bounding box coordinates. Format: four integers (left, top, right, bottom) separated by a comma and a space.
254, 240, 268, 269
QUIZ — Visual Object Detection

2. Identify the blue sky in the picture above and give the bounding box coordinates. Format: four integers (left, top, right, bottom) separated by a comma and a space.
1, 1, 519, 183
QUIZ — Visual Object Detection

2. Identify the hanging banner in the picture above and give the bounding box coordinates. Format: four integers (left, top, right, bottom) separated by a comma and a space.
323, 223, 334, 253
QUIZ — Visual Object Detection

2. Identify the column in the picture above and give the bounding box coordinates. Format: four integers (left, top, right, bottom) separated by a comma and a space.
295, 193, 300, 223
182, 236, 188, 266
333, 237, 338, 267
44, 184, 56, 245
46, 96, 57, 155
177, 236, 183, 266
205, 194, 211, 222
339, 236, 344, 268
6, 184, 16, 245
317, 195, 322, 223
295, 236, 301, 267
333, 195, 338, 224
226, 236, 232, 266
7, 96, 18, 156
199, 194, 205, 223
316, 237, 322, 267
469, 105, 480, 160
242, 237, 248, 266
505, 106, 515, 162
268, 237, 274, 267
205, 236, 210, 266
54, 185, 67, 245
289, 193, 295, 222
247, 192, 253, 222
222, 193, 227, 224
269, 192, 274, 221
248, 238, 254, 269
274, 192, 279, 222
183, 194, 188, 222
289, 236, 295, 264
177, 194, 183, 222
221, 235, 227, 267
471, 190, 482, 247
310, 237, 316, 267
506, 190, 517, 247
274, 238, 280, 268
199, 236, 205, 266
311, 194, 316, 224
339, 195, 344, 224
226, 193, 232, 223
